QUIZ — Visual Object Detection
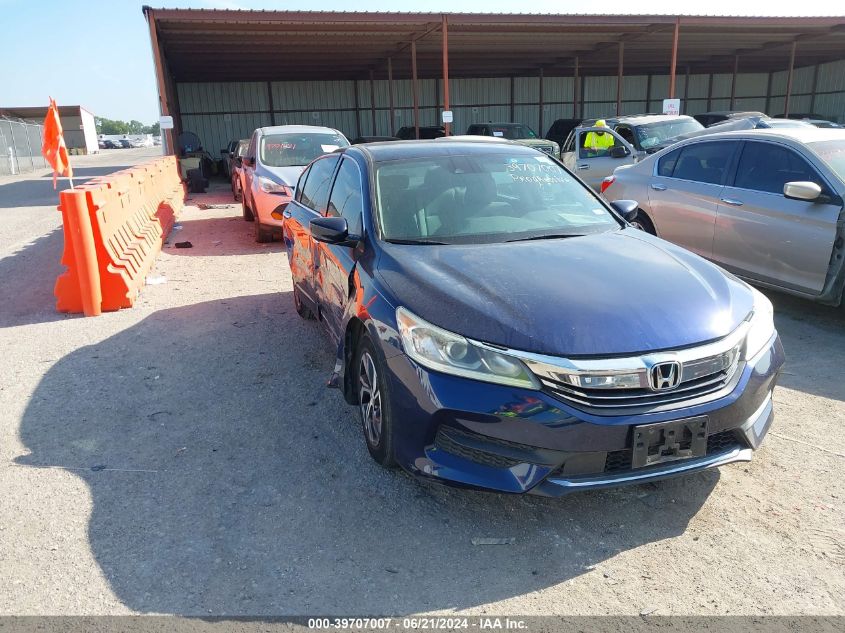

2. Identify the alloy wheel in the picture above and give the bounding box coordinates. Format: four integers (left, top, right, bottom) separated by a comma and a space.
358, 351, 383, 447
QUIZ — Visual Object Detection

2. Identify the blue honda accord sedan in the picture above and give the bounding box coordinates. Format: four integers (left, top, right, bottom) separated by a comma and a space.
281, 139, 784, 496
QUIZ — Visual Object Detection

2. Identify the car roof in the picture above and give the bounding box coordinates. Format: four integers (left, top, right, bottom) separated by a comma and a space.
698, 110, 764, 116
613, 114, 696, 125
350, 139, 541, 162
675, 127, 845, 145
256, 124, 343, 135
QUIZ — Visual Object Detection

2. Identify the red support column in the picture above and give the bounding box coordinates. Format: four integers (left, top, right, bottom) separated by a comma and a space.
669, 17, 680, 99
411, 40, 420, 139
442, 14, 451, 136
145, 9, 175, 154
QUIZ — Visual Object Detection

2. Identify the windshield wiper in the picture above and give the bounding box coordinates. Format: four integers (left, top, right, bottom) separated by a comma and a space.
505, 233, 584, 243
384, 238, 449, 245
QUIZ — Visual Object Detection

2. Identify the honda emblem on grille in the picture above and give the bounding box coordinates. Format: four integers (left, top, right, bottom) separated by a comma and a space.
649, 361, 682, 391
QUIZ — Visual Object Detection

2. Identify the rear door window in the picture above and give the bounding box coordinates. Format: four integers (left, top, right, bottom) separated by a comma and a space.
299, 155, 341, 213
656, 148, 683, 177
733, 141, 826, 194
670, 142, 735, 185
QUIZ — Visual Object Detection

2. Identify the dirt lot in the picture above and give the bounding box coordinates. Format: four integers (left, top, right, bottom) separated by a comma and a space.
0, 150, 843, 616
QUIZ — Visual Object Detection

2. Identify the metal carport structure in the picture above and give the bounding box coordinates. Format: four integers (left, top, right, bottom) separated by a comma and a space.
142, 9, 845, 153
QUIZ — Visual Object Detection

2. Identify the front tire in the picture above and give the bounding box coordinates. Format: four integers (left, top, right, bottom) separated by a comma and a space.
630, 210, 656, 235
355, 335, 396, 467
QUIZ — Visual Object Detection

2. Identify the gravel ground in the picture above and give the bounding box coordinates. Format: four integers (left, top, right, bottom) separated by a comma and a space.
0, 149, 843, 616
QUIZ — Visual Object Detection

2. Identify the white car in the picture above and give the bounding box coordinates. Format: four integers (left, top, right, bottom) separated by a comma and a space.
241, 125, 350, 242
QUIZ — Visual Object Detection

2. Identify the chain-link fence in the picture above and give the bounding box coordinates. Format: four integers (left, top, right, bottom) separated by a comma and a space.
0, 116, 47, 176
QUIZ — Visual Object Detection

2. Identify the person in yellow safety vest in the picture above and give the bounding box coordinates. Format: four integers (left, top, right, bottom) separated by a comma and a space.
584, 119, 616, 152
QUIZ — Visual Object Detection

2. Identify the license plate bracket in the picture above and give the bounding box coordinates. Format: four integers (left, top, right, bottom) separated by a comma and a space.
631, 416, 708, 469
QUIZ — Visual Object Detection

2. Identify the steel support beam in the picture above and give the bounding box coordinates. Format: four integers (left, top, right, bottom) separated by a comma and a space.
616, 42, 624, 116
369, 69, 377, 134
809, 61, 820, 115
411, 40, 420, 139
573, 55, 580, 118
765, 71, 773, 115
683, 65, 690, 113
539, 67, 544, 135
707, 73, 714, 111
784, 41, 797, 117
510, 76, 515, 120
669, 17, 680, 98
267, 81, 276, 125
442, 14, 451, 136
353, 79, 361, 138
730, 54, 739, 109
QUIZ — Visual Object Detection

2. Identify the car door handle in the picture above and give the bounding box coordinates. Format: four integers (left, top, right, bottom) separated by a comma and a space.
720, 198, 744, 207
650, 183, 667, 191
577, 164, 590, 170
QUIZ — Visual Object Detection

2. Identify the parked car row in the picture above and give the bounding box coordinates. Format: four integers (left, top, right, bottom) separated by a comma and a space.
214, 118, 845, 498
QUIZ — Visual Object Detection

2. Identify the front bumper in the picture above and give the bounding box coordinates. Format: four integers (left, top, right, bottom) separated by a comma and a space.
251, 187, 291, 232
384, 334, 784, 495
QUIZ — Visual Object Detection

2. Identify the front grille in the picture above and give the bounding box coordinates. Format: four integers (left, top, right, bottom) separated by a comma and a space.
599, 429, 740, 475
535, 344, 743, 414
433, 429, 522, 469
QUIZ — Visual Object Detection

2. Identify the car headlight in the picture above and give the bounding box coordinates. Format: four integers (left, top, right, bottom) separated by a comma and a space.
396, 307, 540, 389
743, 288, 776, 360
257, 176, 290, 195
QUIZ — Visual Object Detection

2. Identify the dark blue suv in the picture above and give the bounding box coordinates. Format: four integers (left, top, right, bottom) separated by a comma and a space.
282, 139, 784, 496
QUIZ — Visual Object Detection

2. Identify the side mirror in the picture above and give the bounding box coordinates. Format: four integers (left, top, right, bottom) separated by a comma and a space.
783, 181, 821, 201
610, 199, 639, 222
220, 148, 228, 155
311, 216, 355, 245
610, 145, 629, 159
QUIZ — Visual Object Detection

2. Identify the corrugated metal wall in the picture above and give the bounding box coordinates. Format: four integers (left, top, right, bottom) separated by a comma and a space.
177, 60, 845, 151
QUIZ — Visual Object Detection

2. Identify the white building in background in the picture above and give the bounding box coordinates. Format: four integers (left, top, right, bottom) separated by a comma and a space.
0, 104, 99, 154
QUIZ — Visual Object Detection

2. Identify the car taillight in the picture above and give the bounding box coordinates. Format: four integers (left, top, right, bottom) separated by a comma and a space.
601, 176, 615, 194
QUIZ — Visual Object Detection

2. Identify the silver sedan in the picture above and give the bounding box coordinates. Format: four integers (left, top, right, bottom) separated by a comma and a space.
603, 128, 845, 306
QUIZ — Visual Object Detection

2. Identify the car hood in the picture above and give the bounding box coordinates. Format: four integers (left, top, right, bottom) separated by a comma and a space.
377, 229, 754, 357
257, 164, 306, 188
514, 138, 559, 149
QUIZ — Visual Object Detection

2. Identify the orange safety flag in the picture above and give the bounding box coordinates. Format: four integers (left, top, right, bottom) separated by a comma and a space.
42, 97, 73, 188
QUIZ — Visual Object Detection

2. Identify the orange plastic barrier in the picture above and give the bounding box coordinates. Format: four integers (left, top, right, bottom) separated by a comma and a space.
54, 155, 186, 316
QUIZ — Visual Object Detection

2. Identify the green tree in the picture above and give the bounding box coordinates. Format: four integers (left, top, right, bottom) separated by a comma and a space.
95, 117, 129, 135
96, 117, 161, 136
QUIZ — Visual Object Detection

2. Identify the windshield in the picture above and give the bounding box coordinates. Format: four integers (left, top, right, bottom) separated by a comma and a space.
490, 125, 537, 140
636, 118, 704, 150
259, 132, 348, 167
375, 152, 620, 244
809, 139, 845, 181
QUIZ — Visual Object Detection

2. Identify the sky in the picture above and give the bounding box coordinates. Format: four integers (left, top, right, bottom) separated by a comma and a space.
0, 0, 842, 124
